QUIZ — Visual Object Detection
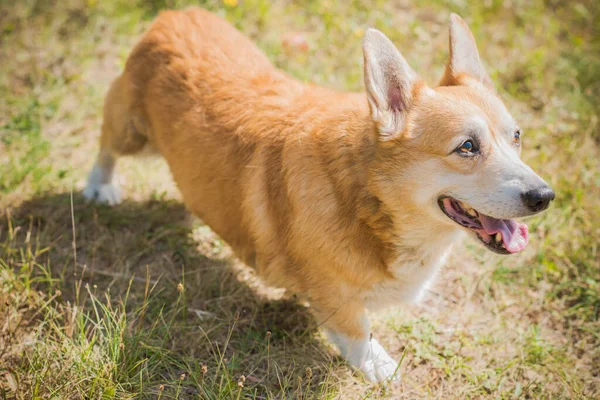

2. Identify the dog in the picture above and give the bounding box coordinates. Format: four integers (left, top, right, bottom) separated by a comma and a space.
83, 8, 554, 382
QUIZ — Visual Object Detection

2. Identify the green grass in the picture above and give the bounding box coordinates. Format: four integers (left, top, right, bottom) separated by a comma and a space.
1, 0, 599, 398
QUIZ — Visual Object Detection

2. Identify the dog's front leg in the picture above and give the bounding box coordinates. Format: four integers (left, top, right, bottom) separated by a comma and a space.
315, 300, 399, 383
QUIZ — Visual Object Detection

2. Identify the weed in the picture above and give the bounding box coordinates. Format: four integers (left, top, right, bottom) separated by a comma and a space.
1, 0, 598, 398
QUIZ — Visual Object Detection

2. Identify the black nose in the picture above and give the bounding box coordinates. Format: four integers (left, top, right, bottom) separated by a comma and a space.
521, 186, 555, 212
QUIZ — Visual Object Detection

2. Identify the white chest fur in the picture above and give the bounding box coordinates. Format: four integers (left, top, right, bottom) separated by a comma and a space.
362, 231, 462, 311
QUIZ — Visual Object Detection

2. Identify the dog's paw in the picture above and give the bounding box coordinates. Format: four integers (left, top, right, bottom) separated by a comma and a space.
83, 182, 122, 205
357, 339, 400, 383
328, 329, 400, 384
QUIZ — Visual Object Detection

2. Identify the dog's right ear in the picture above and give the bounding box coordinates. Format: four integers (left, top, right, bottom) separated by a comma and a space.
440, 14, 492, 88
363, 29, 420, 141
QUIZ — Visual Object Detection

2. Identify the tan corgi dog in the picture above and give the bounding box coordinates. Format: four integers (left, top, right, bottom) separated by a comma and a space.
84, 8, 554, 382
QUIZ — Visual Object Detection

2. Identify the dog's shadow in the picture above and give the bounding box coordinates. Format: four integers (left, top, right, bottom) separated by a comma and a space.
3, 192, 339, 395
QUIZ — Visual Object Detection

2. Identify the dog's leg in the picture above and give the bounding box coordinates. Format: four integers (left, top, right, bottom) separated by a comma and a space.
84, 75, 147, 205
327, 328, 399, 383
316, 301, 399, 383
83, 149, 121, 205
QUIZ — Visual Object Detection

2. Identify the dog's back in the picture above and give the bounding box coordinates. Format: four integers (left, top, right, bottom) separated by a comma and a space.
103, 8, 377, 276
105, 9, 284, 263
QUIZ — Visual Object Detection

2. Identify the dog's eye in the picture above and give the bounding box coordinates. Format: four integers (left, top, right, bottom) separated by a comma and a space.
514, 128, 522, 145
457, 140, 477, 155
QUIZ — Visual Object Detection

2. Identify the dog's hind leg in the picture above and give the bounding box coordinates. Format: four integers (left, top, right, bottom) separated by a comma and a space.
83, 147, 122, 205
84, 75, 147, 205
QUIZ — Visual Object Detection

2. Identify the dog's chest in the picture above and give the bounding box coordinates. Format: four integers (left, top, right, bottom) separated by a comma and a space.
362, 234, 458, 311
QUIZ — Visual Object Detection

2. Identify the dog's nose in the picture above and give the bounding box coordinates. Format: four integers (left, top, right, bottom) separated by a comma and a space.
521, 186, 555, 212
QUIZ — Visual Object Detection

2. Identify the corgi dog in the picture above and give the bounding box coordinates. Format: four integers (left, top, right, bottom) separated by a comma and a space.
83, 8, 554, 382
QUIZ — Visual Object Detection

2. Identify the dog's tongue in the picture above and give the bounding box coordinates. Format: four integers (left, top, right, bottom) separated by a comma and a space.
479, 215, 529, 253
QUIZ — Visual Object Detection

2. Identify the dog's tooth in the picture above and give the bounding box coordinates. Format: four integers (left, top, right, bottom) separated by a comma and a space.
495, 233, 502, 242
467, 208, 477, 217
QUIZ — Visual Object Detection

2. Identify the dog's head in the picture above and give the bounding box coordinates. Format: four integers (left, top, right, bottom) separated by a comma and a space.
364, 14, 554, 254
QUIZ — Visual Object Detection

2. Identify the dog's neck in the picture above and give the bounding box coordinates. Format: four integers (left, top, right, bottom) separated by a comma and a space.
315, 95, 461, 269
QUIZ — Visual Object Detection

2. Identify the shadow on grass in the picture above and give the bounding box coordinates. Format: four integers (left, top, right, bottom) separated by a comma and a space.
2, 192, 338, 397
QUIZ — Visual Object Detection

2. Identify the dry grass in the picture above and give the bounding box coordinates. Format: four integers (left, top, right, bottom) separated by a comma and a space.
1, 0, 599, 399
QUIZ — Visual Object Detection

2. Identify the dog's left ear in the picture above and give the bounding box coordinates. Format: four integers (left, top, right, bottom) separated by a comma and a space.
363, 28, 421, 141
440, 14, 493, 88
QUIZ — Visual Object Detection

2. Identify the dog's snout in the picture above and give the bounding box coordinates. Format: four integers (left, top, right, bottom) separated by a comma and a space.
521, 186, 555, 213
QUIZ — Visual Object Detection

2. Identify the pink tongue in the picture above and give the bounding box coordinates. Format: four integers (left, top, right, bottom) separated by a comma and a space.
479, 215, 529, 253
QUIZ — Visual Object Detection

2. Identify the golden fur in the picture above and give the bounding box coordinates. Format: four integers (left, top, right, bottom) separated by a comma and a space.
85, 8, 552, 382
103, 8, 401, 336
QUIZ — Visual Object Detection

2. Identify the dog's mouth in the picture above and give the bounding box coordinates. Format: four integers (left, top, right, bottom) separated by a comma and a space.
438, 196, 529, 254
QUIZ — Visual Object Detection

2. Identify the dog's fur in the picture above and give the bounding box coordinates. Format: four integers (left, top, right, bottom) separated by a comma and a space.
84, 8, 552, 382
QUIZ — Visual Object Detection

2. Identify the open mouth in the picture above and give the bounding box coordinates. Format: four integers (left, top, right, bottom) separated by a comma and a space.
438, 196, 529, 254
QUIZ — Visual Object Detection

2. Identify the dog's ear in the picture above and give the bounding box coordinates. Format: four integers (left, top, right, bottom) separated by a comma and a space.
440, 14, 492, 88
363, 28, 420, 141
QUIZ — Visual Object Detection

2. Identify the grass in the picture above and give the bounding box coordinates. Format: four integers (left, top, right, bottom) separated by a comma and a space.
1, 0, 599, 398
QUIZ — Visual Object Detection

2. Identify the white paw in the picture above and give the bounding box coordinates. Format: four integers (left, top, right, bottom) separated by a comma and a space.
83, 183, 122, 205
83, 161, 122, 205
358, 339, 400, 383
328, 329, 400, 384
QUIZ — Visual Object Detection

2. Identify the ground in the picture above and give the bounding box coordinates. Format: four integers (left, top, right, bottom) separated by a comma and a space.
1, 0, 599, 399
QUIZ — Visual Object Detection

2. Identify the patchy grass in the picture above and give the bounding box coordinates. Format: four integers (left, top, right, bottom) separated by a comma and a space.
1, 0, 599, 398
